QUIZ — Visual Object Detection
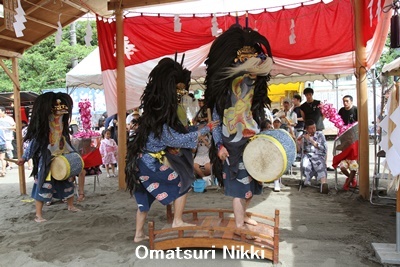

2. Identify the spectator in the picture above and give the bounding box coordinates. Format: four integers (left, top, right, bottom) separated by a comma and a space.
126, 109, 140, 130
338, 95, 358, 125
0, 128, 6, 177
0, 106, 16, 163
300, 88, 334, 171
338, 95, 358, 190
99, 129, 118, 177
297, 119, 329, 194
21, 121, 33, 170
300, 88, 324, 131
292, 94, 304, 137
275, 98, 297, 132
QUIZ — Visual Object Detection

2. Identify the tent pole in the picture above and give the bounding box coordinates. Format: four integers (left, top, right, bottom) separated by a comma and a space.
354, 0, 369, 199
115, 8, 127, 190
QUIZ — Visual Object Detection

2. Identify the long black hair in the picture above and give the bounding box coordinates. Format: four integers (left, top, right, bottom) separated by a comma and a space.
204, 25, 273, 182
23, 92, 73, 181
125, 58, 191, 194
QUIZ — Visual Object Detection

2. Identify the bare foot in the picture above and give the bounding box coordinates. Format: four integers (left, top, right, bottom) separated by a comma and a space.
234, 225, 256, 240
68, 206, 81, 212
134, 235, 149, 243
244, 217, 258, 226
172, 221, 196, 228
34, 216, 47, 223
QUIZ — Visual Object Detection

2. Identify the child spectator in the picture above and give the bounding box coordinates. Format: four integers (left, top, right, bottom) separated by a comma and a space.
99, 129, 118, 177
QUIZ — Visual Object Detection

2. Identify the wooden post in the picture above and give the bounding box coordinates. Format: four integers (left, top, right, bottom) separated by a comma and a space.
354, 0, 369, 199
274, 209, 280, 264
12, 58, 26, 195
115, 8, 127, 190
148, 221, 155, 249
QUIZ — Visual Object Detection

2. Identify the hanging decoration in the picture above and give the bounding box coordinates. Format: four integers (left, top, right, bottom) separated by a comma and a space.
211, 15, 219, 36
369, 0, 382, 27
319, 101, 355, 136
55, 14, 63, 46
73, 99, 101, 139
174, 15, 182, 32
289, 19, 296, 44
13, 0, 27, 37
84, 19, 93, 47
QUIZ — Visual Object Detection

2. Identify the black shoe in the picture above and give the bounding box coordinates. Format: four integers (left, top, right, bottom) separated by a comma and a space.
327, 167, 335, 171
320, 183, 329, 194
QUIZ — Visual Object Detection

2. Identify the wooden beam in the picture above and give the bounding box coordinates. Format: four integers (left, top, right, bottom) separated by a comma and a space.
0, 34, 34, 46
0, 59, 21, 89
61, 0, 89, 12
0, 49, 22, 59
108, 0, 184, 11
25, 15, 58, 30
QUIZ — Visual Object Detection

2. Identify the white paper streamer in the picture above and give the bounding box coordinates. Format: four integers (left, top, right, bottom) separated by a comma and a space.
174, 15, 182, 32
289, 19, 296, 45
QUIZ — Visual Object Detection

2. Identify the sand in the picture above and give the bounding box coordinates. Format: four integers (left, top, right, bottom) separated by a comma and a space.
0, 141, 397, 267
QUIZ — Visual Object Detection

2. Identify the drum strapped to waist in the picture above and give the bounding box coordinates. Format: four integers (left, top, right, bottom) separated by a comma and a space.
50, 152, 84, 181
243, 129, 297, 182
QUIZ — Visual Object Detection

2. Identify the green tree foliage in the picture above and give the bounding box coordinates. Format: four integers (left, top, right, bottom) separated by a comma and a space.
375, 34, 400, 76
0, 20, 98, 93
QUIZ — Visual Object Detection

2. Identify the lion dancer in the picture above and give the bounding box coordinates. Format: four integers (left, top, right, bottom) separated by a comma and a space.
205, 25, 274, 231
17, 92, 81, 223
125, 58, 218, 242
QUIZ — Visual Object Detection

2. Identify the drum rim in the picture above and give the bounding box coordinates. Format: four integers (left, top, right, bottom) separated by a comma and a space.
244, 134, 287, 182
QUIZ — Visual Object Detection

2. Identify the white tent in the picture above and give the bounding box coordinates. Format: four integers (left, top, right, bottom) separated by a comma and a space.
66, 46, 349, 91
382, 57, 400, 77
66, 47, 103, 89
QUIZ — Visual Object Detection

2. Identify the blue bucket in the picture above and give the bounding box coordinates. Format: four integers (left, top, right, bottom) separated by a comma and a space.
193, 179, 206, 193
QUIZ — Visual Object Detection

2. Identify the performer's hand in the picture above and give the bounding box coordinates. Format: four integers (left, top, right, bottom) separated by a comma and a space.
207, 120, 219, 131
16, 158, 25, 166
218, 145, 229, 161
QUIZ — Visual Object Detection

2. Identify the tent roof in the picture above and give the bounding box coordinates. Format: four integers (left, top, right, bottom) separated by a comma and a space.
382, 57, 400, 76
0, 91, 38, 107
66, 47, 102, 88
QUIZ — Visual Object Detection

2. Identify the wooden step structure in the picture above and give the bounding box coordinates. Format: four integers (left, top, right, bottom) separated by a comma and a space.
148, 206, 280, 264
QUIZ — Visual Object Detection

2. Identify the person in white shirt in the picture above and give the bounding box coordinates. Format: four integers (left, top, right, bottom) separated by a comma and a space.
0, 106, 16, 161
275, 98, 297, 133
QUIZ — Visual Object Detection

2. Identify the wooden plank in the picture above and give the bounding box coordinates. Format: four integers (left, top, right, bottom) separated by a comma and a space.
193, 216, 221, 238
221, 217, 236, 240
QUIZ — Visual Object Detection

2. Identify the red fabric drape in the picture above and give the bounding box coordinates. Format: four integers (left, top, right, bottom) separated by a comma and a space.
81, 148, 102, 168
97, 0, 384, 71
332, 140, 359, 168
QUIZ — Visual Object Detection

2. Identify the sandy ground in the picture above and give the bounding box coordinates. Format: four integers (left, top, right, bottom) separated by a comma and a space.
0, 141, 398, 267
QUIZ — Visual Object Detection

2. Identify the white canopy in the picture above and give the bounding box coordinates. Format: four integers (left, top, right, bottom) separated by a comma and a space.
66, 47, 103, 89
66, 46, 349, 90
382, 57, 400, 77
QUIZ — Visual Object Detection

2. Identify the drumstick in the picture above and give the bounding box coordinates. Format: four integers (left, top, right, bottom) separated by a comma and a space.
207, 108, 212, 122
5, 158, 19, 164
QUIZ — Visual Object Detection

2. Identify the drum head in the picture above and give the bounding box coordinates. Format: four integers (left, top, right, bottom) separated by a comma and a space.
261, 129, 297, 171
51, 155, 69, 181
243, 135, 287, 182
